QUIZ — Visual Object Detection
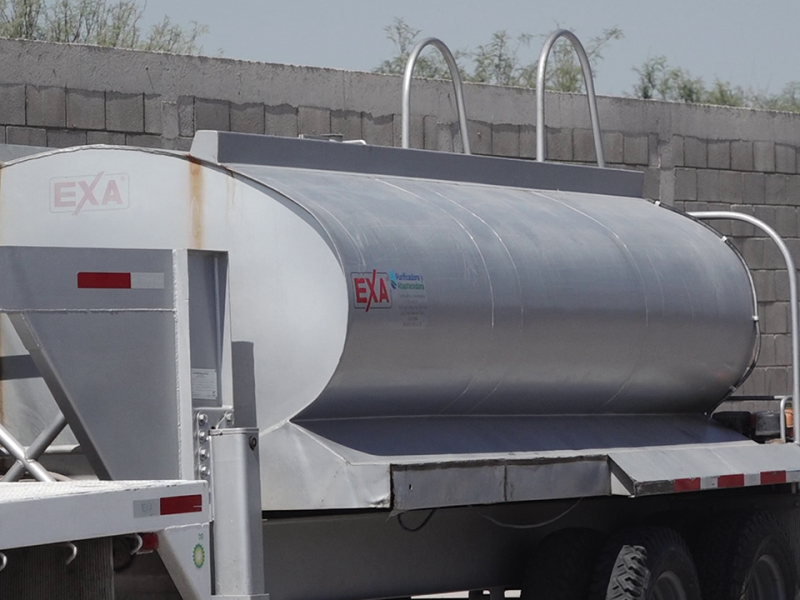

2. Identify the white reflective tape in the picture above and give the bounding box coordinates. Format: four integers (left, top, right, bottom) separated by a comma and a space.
701, 476, 717, 490
787, 470, 800, 483
744, 473, 761, 487
131, 272, 165, 289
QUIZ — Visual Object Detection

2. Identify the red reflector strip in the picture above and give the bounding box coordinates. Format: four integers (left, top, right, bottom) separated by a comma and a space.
78, 272, 131, 289
160, 494, 203, 515
761, 471, 787, 485
674, 478, 702, 492
718, 474, 745, 488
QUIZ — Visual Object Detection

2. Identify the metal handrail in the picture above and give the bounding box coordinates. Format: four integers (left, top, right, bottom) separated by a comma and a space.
536, 29, 605, 167
402, 37, 471, 154
3, 412, 68, 481
689, 211, 800, 446
0, 422, 55, 481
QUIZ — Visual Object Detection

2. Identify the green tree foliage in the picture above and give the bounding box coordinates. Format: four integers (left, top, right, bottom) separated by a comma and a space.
632, 55, 800, 113
374, 17, 623, 93
0, 0, 207, 53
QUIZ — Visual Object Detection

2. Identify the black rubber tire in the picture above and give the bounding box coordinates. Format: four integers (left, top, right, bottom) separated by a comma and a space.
520, 528, 604, 600
694, 510, 796, 600
588, 526, 701, 600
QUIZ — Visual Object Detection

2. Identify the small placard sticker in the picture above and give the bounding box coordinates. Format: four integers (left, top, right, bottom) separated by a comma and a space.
191, 368, 218, 401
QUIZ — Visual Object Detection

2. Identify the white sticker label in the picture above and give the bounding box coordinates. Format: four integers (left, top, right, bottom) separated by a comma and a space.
131, 272, 165, 289
191, 368, 218, 400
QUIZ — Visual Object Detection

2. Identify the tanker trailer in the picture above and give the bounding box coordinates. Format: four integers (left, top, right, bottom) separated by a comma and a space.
0, 131, 798, 600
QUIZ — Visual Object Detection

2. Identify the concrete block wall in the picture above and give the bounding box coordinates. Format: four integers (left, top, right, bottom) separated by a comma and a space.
1, 38, 799, 399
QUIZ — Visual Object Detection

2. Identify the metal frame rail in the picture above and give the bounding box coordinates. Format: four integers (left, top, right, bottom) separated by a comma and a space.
401, 37, 471, 154
536, 29, 605, 167
689, 210, 800, 445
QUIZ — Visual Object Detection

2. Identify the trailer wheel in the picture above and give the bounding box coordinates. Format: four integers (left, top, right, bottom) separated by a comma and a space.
589, 526, 701, 600
520, 528, 604, 600
694, 511, 795, 600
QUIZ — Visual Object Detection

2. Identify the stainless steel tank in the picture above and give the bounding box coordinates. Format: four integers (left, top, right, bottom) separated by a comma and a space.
243, 165, 757, 419
0, 133, 757, 441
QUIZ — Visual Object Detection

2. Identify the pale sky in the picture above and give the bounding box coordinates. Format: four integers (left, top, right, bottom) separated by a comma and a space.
142, 1, 798, 98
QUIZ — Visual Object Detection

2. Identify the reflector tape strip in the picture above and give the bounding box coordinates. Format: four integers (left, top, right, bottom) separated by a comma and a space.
78, 272, 165, 289
133, 494, 203, 518
670, 470, 794, 494
718, 473, 745, 488
674, 478, 701, 492
160, 494, 203, 515
761, 470, 787, 485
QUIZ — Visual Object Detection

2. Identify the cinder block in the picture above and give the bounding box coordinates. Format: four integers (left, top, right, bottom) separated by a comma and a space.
766, 174, 788, 205
163, 137, 193, 152
786, 175, 800, 206
144, 94, 163, 135
231, 102, 265, 134
602, 132, 623, 164
66, 89, 104, 130
707, 141, 731, 170
333, 109, 363, 142
435, 122, 454, 153
265, 104, 298, 138
766, 366, 789, 395
758, 333, 777, 364
731, 141, 754, 171
753, 205, 776, 230
106, 92, 142, 132
718, 170, 743, 204
742, 368, 766, 395
423, 115, 438, 151
573, 128, 596, 163
623, 134, 648, 165
764, 302, 789, 334
684, 137, 707, 168
298, 106, 330, 137
674, 168, 697, 201
362, 113, 392, 146
178, 96, 194, 137
742, 172, 766, 204
6, 125, 45, 146
642, 168, 660, 201
125, 133, 163, 149
196, 98, 230, 131
776, 270, 791, 302
648, 134, 659, 167
752, 270, 777, 302
492, 123, 519, 158
775, 206, 796, 238
468, 120, 492, 155
0, 84, 25, 125
669, 135, 685, 168
546, 128, 572, 161
27, 85, 65, 128
696, 169, 720, 202
765, 240, 788, 269
520, 124, 536, 159
754, 141, 776, 173
160, 100, 178, 140
775, 144, 796, 174
87, 131, 125, 145
47, 129, 86, 148
775, 335, 792, 367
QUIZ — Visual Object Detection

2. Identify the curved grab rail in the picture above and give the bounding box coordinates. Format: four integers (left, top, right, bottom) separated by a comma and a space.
689, 211, 800, 446
402, 37, 471, 154
536, 29, 605, 167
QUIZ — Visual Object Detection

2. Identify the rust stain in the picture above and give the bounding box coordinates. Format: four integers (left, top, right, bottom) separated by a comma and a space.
189, 156, 204, 249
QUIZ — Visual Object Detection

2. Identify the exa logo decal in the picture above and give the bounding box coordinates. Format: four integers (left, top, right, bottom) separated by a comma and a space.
352, 270, 392, 311
50, 172, 130, 215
